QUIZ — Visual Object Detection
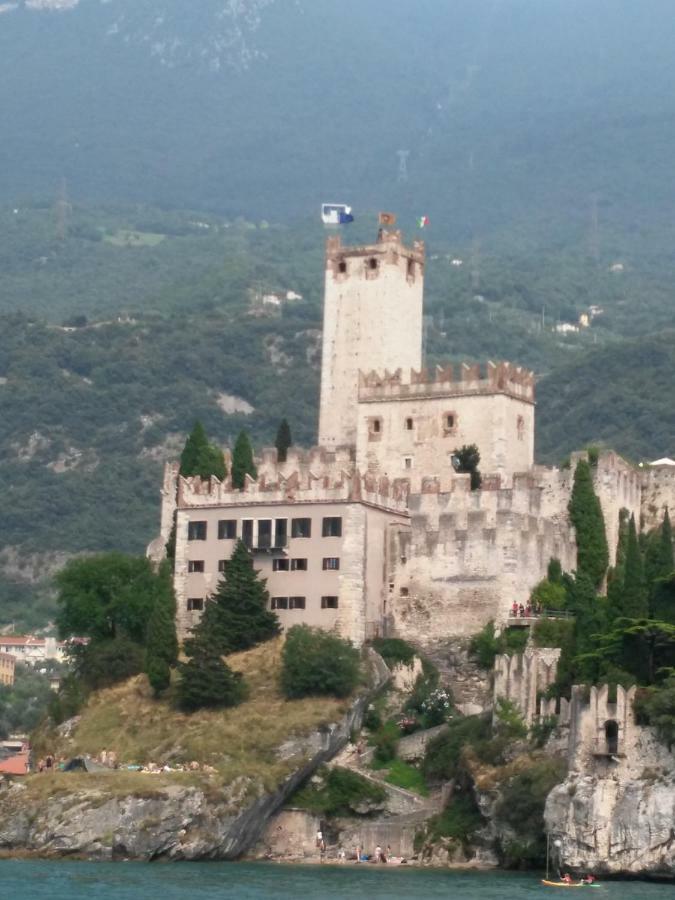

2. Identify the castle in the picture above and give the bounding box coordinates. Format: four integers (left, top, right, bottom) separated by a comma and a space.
150, 227, 675, 646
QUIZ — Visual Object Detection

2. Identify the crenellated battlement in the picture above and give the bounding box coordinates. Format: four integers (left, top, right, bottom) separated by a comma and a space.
358, 360, 535, 404
176, 463, 409, 513
325, 228, 425, 279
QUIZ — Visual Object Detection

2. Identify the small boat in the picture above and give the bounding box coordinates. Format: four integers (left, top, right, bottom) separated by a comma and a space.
541, 880, 601, 888
321, 203, 354, 225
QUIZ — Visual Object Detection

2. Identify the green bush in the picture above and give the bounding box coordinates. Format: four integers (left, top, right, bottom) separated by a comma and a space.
177, 646, 246, 712
75, 638, 145, 690
423, 715, 492, 782
529, 715, 558, 749
494, 698, 528, 740
532, 618, 575, 649
281, 625, 361, 699
371, 720, 401, 763
291, 766, 386, 817
636, 675, 675, 747
495, 758, 567, 866
424, 790, 484, 848
469, 621, 500, 669
371, 637, 416, 668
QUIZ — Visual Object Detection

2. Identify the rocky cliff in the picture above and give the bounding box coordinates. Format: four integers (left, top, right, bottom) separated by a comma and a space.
545, 728, 674, 879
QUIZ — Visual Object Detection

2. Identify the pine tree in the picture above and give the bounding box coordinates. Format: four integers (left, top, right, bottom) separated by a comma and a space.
615, 515, 648, 619
275, 419, 292, 463
231, 431, 257, 489
144, 562, 179, 696
567, 571, 606, 685
177, 642, 245, 712
180, 421, 226, 481
188, 540, 279, 656
568, 459, 609, 589
607, 509, 630, 614
547, 558, 563, 583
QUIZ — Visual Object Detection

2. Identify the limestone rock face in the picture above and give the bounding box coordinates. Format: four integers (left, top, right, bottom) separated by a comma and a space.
545, 732, 675, 878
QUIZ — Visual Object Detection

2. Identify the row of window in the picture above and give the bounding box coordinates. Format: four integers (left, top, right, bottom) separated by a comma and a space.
186, 595, 339, 612
187, 516, 342, 542
271, 596, 339, 610
187, 557, 340, 574
369, 413, 456, 436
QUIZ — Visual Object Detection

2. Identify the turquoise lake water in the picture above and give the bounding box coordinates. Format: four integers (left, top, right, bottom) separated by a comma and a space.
1, 861, 672, 900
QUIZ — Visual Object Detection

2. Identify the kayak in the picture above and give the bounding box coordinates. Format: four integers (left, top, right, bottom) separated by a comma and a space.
541, 881, 601, 888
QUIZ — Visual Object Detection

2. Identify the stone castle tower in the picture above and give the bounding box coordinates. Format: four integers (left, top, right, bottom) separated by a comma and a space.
318, 229, 425, 448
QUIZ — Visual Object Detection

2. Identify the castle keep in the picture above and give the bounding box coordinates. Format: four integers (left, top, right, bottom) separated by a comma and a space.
151, 227, 674, 645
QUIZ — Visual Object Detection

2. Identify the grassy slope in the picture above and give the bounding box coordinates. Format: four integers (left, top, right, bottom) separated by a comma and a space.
34, 639, 349, 792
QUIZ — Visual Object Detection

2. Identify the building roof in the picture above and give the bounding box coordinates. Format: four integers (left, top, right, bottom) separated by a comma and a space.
649, 457, 675, 467
0, 752, 30, 776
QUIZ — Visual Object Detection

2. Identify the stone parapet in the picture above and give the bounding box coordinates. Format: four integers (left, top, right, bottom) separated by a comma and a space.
358, 360, 535, 404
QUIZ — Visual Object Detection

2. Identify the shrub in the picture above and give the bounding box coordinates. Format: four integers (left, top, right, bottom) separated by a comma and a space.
371, 720, 401, 763
362, 702, 383, 732
281, 625, 361, 699
75, 638, 145, 690
371, 637, 416, 668
423, 715, 492, 782
419, 686, 454, 727
177, 645, 246, 712
636, 675, 675, 747
529, 715, 558, 749
383, 759, 429, 796
424, 789, 484, 848
469, 620, 500, 669
495, 758, 567, 866
494, 698, 527, 740
291, 766, 386, 817
532, 618, 575, 650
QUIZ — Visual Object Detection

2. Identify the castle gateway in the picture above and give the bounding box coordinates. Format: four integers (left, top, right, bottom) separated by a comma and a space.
150, 227, 669, 646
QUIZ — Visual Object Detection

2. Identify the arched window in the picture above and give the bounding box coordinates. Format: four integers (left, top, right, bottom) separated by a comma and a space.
605, 719, 619, 755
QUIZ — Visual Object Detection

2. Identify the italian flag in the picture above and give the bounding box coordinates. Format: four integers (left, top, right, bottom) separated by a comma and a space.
417, 216, 429, 228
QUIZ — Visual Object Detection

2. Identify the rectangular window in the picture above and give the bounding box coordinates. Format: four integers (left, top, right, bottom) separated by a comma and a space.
291, 517, 312, 538
218, 560, 228, 574
403, 456, 413, 470
218, 519, 237, 540
188, 521, 207, 541
321, 596, 339, 609
405, 417, 413, 431
187, 598, 204, 611
242, 519, 254, 548
322, 516, 342, 537
273, 558, 290, 572
291, 558, 308, 571
289, 596, 306, 610
275, 518, 288, 548
271, 597, 289, 610
322, 557, 340, 571
258, 519, 272, 550
188, 560, 205, 573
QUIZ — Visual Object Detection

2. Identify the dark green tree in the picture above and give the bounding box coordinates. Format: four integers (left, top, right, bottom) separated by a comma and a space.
452, 444, 482, 490
614, 515, 648, 620
547, 558, 563, 584
607, 509, 630, 614
275, 418, 292, 463
645, 509, 674, 604
144, 562, 179, 696
588, 619, 675, 685
651, 573, 675, 625
231, 430, 257, 489
281, 625, 361, 699
177, 643, 245, 712
179, 421, 226, 481
568, 459, 609, 589
56, 553, 163, 644
187, 540, 279, 656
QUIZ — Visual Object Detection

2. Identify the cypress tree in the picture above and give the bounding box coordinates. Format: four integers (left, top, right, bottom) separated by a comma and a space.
568, 459, 609, 589
188, 540, 279, 656
452, 444, 482, 490
616, 515, 648, 619
659, 509, 674, 576
177, 642, 245, 712
607, 509, 630, 614
144, 562, 179, 696
180, 421, 226, 481
231, 431, 257, 489
275, 419, 292, 463
547, 558, 563, 584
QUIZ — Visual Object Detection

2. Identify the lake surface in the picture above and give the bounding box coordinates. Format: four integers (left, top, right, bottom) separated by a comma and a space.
1, 861, 672, 899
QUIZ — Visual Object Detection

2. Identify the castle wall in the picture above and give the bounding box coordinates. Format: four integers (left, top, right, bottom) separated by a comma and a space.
493, 647, 561, 725
356, 389, 534, 484
385, 480, 577, 644
641, 463, 675, 532
318, 230, 424, 449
